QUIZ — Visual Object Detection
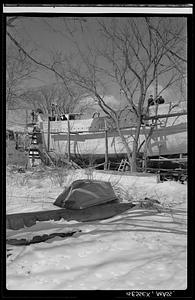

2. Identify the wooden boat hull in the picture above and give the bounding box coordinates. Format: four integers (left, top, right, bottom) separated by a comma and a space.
41, 123, 187, 158
40, 102, 187, 158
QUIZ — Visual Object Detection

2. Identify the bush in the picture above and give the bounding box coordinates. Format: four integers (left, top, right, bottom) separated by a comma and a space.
6, 140, 28, 167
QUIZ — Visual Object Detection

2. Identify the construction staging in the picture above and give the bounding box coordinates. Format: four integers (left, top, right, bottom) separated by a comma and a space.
8, 101, 187, 181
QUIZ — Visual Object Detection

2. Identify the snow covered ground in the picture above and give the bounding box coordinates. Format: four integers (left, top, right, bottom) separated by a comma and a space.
6, 166, 187, 290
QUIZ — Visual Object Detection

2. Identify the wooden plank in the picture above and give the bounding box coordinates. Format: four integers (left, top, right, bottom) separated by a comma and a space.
47, 118, 50, 152
67, 114, 71, 162
143, 111, 187, 120
104, 119, 108, 170
149, 158, 187, 162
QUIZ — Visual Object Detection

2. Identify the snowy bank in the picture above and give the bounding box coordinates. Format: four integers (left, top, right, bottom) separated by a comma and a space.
6, 167, 187, 290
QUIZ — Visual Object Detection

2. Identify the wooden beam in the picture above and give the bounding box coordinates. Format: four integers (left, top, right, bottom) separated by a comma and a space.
67, 114, 71, 162
149, 158, 187, 162
47, 118, 50, 152
143, 111, 187, 121
104, 119, 108, 170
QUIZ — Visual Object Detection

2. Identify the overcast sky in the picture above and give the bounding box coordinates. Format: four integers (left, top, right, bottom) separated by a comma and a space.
6, 16, 187, 109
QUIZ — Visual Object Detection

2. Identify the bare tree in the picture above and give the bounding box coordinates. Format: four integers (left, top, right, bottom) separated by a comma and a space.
21, 86, 57, 115
6, 17, 38, 109
6, 44, 37, 109
21, 82, 85, 117
94, 17, 187, 171
53, 17, 186, 171
6, 17, 187, 171
6, 17, 86, 114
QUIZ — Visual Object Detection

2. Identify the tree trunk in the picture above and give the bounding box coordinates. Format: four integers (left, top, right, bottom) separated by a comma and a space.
142, 124, 155, 171
115, 119, 132, 167
131, 117, 142, 172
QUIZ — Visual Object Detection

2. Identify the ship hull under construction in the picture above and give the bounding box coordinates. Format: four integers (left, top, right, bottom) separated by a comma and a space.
40, 102, 187, 160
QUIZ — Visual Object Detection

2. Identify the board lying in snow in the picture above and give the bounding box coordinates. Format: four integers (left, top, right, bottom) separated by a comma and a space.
7, 230, 81, 246
6, 203, 135, 230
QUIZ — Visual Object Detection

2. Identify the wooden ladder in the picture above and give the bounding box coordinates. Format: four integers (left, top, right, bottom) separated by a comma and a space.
40, 148, 55, 166
118, 159, 128, 172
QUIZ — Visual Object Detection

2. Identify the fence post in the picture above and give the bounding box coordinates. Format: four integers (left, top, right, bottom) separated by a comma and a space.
104, 119, 108, 170
67, 114, 71, 162
47, 117, 50, 152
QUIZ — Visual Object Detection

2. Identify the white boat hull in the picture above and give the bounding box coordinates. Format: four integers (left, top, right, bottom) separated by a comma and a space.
41, 103, 187, 158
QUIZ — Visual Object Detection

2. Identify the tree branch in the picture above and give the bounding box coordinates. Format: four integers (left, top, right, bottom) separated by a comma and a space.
6, 30, 74, 97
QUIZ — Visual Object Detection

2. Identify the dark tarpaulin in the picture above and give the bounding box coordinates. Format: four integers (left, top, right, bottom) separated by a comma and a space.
54, 179, 119, 209
6, 203, 135, 230
6, 180, 135, 231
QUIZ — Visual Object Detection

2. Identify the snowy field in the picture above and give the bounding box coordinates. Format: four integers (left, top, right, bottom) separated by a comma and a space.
6, 166, 187, 290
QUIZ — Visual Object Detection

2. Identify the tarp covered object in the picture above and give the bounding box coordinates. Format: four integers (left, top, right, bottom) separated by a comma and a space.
54, 179, 118, 209
6, 203, 135, 230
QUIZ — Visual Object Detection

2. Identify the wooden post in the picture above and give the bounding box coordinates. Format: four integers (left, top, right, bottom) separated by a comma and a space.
142, 151, 147, 172
104, 119, 108, 170
15, 133, 18, 150
155, 70, 159, 116
67, 113, 71, 162
24, 109, 28, 150
25, 109, 28, 126
47, 117, 50, 152
143, 136, 148, 172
